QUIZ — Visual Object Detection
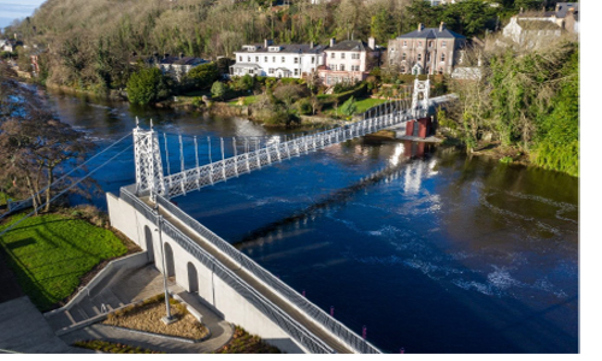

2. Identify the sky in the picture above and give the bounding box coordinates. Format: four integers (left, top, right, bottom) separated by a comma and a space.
0, 0, 45, 30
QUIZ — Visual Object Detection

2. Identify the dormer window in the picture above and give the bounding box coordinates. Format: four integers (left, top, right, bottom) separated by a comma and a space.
442, 41, 447, 48
243, 45, 257, 51
268, 46, 282, 52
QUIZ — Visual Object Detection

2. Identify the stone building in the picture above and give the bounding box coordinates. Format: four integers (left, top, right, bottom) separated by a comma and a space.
387, 23, 466, 76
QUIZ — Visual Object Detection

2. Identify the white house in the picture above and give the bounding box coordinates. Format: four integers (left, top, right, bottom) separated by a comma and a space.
317, 38, 381, 86
0, 39, 14, 52
230, 40, 326, 79
157, 55, 208, 81
502, 16, 562, 48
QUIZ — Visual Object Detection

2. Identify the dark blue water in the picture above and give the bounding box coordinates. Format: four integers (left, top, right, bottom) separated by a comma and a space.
50, 91, 578, 354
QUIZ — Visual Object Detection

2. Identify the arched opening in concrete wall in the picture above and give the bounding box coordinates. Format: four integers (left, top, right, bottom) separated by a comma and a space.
187, 262, 199, 294
164, 242, 176, 279
144, 225, 154, 262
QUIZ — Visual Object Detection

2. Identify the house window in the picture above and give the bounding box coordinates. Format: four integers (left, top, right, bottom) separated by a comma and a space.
402, 53, 406, 61
269, 68, 274, 74
341, 53, 345, 59
239, 56, 242, 62
249, 69, 254, 75
255, 56, 259, 62
403, 41, 407, 47
418, 41, 422, 47
312, 56, 315, 63
331, 53, 335, 59
401, 66, 406, 73
442, 41, 447, 48
352, 53, 359, 60
418, 54, 422, 61
273, 56, 276, 62
294, 69, 299, 76
282, 57, 285, 63
294, 57, 298, 64
265, 56, 268, 62
247, 56, 251, 62
441, 53, 445, 62
340, 64, 345, 71
332, 65, 337, 71
429, 41, 433, 47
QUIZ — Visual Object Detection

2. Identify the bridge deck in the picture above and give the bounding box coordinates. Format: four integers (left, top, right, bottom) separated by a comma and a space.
144, 197, 355, 354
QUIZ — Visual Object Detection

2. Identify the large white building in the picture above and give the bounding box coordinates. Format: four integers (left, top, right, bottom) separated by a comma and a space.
230, 40, 326, 79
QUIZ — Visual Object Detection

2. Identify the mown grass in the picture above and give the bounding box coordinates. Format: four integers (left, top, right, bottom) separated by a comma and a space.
353, 97, 388, 114
0, 212, 128, 311
227, 95, 258, 106
214, 326, 280, 354
73, 340, 164, 354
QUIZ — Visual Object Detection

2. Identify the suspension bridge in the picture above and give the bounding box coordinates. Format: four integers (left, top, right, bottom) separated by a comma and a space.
2, 78, 451, 354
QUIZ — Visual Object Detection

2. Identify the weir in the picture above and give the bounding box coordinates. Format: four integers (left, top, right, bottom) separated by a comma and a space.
108, 79, 451, 353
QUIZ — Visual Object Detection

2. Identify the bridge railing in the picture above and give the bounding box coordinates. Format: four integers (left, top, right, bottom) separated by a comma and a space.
120, 186, 337, 353
148, 189, 382, 354
163, 106, 427, 199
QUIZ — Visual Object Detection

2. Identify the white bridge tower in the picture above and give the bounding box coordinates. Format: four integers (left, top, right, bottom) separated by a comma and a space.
133, 119, 165, 201
411, 77, 430, 117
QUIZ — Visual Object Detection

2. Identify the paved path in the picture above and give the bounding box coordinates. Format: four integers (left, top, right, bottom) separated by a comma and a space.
60, 293, 233, 353
51, 264, 233, 353
0, 297, 86, 353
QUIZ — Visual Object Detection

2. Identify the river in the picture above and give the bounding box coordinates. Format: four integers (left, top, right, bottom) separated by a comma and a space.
48, 90, 578, 354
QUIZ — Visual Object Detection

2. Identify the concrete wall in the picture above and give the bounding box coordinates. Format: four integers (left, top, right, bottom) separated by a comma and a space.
106, 193, 307, 353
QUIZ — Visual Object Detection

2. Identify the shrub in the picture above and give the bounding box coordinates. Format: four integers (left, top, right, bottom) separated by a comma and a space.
126, 67, 169, 105
185, 62, 220, 89
211, 81, 228, 100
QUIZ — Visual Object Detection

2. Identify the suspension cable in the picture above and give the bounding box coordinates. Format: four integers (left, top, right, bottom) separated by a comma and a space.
0, 144, 134, 238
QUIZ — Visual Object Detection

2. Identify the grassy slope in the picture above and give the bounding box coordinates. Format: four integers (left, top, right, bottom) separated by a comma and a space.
0, 212, 127, 311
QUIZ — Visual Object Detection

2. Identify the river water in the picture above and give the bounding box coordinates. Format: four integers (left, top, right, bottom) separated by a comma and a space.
48, 90, 578, 354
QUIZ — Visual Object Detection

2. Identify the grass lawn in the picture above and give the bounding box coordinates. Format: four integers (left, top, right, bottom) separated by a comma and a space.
0, 191, 9, 207
354, 97, 388, 114
0, 212, 128, 311
227, 95, 258, 106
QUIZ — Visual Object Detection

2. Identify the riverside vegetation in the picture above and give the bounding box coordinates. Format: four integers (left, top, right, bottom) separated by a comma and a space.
2, 0, 578, 175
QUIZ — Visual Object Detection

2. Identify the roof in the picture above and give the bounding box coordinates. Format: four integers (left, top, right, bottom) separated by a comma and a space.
555, 2, 579, 19
518, 10, 557, 18
517, 20, 562, 30
236, 43, 327, 54
398, 27, 466, 40
160, 56, 207, 66
326, 40, 373, 52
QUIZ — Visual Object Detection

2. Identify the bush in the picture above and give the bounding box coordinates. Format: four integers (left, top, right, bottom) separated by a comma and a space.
296, 98, 313, 115
211, 81, 228, 100
126, 67, 169, 105
185, 62, 220, 90
339, 96, 358, 117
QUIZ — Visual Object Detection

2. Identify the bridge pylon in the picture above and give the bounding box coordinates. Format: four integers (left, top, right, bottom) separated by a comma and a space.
411, 77, 430, 117
133, 118, 165, 202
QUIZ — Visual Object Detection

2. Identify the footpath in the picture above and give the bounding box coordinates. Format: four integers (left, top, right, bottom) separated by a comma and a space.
1, 261, 233, 353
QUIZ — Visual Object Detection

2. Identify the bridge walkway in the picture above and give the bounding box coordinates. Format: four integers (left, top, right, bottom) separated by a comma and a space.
146, 197, 355, 354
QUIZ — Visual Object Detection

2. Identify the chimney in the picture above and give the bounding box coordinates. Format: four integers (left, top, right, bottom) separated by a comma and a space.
368, 37, 375, 50
264, 39, 268, 48
439, 22, 446, 32
330, 38, 335, 47
418, 23, 424, 32
310, 41, 314, 49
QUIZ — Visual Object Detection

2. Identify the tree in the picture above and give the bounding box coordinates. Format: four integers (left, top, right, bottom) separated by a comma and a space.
211, 81, 228, 100
126, 67, 169, 105
185, 62, 220, 90
0, 72, 93, 212
340, 96, 358, 117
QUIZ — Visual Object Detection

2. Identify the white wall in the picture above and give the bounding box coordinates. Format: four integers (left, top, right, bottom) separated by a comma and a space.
233, 50, 322, 78
107, 192, 309, 353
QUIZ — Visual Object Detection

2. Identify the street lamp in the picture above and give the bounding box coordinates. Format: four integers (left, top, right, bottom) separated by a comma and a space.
154, 204, 175, 325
